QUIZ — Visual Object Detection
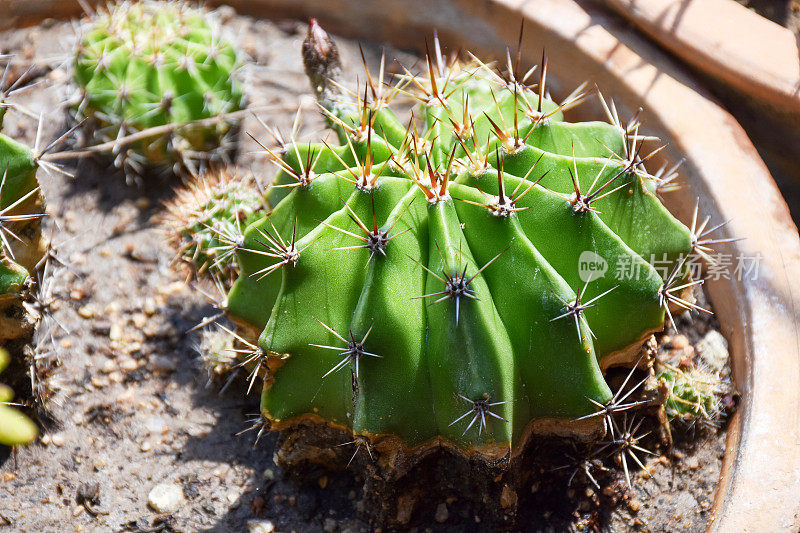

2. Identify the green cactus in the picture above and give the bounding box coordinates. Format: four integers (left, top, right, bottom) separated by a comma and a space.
658, 362, 723, 423
178, 24, 703, 455
0, 348, 38, 446
73, 0, 245, 175
164, 170, 266, 284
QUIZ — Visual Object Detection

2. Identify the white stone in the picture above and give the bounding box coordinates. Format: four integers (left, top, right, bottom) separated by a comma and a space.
147, 483, 184, 513
247, 520, 276, 533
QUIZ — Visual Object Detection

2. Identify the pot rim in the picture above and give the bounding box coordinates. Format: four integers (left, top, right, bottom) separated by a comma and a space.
602, 0, 800, 120
6, 1, 800, 531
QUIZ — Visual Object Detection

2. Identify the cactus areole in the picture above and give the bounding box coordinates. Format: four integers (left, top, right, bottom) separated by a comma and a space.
72, 0, 245, 173
216, 23, 696, 457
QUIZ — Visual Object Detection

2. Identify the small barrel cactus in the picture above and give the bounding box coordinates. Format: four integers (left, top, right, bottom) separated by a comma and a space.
178, 23, 709, 458
73, 0, 245, 176
0, 348, 38, 446
658, 363, 723, 423
164, 169, 266, 284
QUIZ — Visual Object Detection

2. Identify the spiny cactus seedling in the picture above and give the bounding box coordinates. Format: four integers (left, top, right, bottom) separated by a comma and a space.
0, 348, 38, 446
73, 0, 246, 178
658, 362, 723, 424
164, 169, 266, 285
177, 23, 724, 459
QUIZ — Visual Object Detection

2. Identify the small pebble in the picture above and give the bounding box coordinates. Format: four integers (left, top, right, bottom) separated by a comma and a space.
133, 314, 147, 329
435, 502, 448, 523
109, 323, 124, 341
147, 483, 185, 513
500, 485, 517, 509
150, 355, 177, 373
101, 360, 116, 374
143, 298, 158, 315
51, 434, 65, 447
247, 519, 276, 533
120, 358, 139, 371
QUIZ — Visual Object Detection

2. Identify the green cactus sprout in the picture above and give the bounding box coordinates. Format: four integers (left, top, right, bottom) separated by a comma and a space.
176, 23, 715, 457
73, 0, 245, 176
164, 170, 266, 284
0, 348, 38, 446
658, 363, 723, 423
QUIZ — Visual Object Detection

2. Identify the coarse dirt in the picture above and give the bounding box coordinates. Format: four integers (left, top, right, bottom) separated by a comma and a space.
0, 12, 732, 533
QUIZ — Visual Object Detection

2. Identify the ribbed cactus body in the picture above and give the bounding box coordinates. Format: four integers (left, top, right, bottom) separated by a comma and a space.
208, 48, 694, 452
73, 1, 245, 170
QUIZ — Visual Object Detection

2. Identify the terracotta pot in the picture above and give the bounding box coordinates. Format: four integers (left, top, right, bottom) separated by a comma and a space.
6, 1, 800, 531
602, 0, 800, 120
